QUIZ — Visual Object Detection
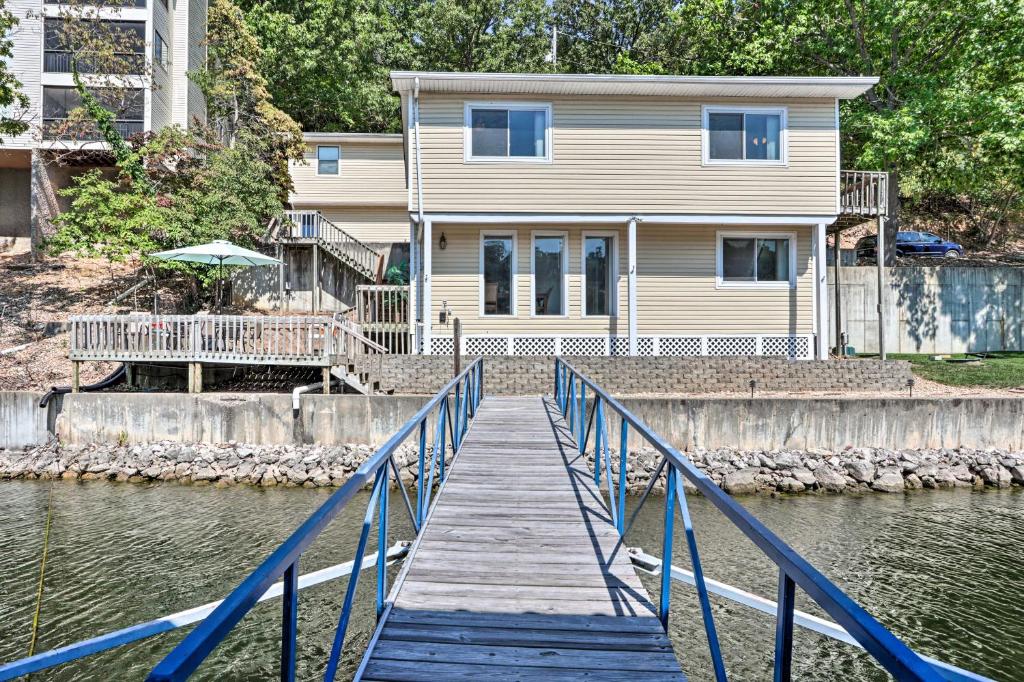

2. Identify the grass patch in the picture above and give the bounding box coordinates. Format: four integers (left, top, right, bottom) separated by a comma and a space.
886, 352, 1024, 388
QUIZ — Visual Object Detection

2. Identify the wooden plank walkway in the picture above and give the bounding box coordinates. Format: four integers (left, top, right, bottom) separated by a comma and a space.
358, 396, 685, 681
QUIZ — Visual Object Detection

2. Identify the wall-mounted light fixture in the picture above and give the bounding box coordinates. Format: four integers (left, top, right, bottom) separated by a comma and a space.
439, 232, 447, 250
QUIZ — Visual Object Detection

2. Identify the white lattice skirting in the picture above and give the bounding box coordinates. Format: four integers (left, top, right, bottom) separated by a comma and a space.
429, 334, 814, 359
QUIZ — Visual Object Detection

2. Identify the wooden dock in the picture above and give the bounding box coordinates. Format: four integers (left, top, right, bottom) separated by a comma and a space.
358, 396, 685, 681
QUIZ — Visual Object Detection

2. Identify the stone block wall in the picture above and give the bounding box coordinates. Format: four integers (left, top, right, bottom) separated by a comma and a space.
376, 356, 913, 396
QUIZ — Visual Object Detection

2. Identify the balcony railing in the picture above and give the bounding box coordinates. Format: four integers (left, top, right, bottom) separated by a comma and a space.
43, 118, 145, 141
44, 50, 146, 75
44, 0, 147, 6
839, 170, 888, 217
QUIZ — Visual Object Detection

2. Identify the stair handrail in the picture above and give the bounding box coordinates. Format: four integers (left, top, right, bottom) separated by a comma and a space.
280, 210, 383, 279
146, 359, 484, 682
331, 314, 387, 385
554, 357, 960, 682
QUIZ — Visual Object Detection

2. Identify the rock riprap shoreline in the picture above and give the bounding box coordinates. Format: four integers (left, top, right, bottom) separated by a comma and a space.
2, 441, 1023, 494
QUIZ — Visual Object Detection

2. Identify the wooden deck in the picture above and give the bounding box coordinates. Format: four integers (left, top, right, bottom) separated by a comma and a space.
358, 397, 685, 681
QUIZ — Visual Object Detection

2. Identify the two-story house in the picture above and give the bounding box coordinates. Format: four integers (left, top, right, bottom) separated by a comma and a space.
0, 0, 206, 252
393, 71, 883, 360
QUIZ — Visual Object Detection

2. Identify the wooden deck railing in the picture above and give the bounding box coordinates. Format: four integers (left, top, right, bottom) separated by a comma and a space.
839, 170, 888, 217
69, 314, 339, 366
356, 284, 412, 354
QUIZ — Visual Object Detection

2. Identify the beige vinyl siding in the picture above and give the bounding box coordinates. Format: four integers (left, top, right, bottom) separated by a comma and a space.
412, 95, 837, 215
636, 224, 812, 335
429, 224, 812, 337
319, 206, 410, 243
290, 141, 406, 206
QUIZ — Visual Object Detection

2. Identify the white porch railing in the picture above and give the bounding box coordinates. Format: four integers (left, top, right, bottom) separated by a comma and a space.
428, 333, 814, 359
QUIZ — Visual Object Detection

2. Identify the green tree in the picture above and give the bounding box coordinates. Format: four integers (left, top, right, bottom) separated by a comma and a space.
195, 0, 304, 195
0, 0, 29, 140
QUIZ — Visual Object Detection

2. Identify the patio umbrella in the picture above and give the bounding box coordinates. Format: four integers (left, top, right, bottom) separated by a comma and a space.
150, 240, 282, 309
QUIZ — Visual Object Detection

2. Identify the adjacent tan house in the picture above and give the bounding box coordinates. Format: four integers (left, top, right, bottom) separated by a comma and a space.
282, 71, 887, 359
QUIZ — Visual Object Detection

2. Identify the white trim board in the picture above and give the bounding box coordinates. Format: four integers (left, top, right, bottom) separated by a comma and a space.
418, 213, 838, 226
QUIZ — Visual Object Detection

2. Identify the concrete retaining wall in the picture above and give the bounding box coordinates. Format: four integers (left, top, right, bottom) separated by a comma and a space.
45, 392, 1024, 452
0, 392, 51, 449
373, 356, 913, 395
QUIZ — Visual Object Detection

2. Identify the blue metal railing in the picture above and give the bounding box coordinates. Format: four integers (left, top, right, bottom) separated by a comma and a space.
145, 359, 483, 681
554, 357, 960, 682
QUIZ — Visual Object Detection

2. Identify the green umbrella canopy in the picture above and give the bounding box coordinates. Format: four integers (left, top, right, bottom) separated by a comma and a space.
149, 240, 282, 267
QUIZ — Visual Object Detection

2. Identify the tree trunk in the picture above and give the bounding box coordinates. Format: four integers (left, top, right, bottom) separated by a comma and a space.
884, 166, 901, 266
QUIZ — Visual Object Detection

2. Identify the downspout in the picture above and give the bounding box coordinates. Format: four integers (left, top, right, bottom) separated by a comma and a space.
413, 77, 426, 352
413, 76, 424, 226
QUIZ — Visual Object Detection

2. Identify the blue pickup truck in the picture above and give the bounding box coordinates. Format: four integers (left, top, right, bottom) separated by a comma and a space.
855, 231, 963, 263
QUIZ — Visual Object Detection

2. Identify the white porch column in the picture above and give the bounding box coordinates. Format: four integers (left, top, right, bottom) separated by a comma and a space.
408, 219, 419, 353
627, 218, 638, 356
422, 219, 433, 355
815, 222, 829, 359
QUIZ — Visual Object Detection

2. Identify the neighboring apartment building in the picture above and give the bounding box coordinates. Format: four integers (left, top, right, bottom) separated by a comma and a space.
0, 0, 206, 252
282, 71, 885, 360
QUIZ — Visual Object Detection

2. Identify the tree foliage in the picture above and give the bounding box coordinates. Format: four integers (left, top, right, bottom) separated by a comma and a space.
0, 0, 29, 140
238, 0, 1023, 245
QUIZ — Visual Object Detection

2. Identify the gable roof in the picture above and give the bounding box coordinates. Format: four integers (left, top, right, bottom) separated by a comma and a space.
391, 71, 878, 100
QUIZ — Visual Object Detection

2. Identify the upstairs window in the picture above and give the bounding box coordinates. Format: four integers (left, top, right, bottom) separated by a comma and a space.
704, 107, 786, 164
717, 232, 796, 288
465, 103, 550, 161
317, 145, 340, 175
154, 31, 168, 69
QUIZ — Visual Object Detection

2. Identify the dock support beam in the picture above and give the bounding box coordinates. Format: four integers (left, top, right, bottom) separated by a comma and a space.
627, 218, 638, 356
188, 363, 203, 394
71, 362, 80, 394
322, 367, 331, 394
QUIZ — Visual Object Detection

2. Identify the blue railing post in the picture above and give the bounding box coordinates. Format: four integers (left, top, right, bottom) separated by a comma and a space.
617, 417, 628, 535
674, 470, 727, 681
659, 464, 676, 629
324, 469, 385, 681
567, 375, 576, 433
593, 398, 603, 486
774, 568, 796, 682
601, 402, 617, 531
578, 383, 586, 453
439, 397, 449, 481
454, 383, 462, 449
376, 467, 389, 619
280, 561, 298, 682
416, 418, 427, 527
554, 359, 561, 406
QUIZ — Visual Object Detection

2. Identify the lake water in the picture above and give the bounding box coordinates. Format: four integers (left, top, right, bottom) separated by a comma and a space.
1, 480, 1020, 680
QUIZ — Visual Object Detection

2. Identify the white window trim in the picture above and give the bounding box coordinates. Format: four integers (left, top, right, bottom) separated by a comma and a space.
581, 230, 619, 318
715, 230, 797, 290
479, 231, 518, 318
530, 230, 569, 318
464, 101, 553, 163
316, 145, 341, 176
702, 105, 788, 166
